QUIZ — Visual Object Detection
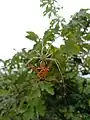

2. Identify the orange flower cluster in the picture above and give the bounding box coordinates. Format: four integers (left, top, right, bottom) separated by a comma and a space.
37, 66, 49, 79
28, 62, 49, 80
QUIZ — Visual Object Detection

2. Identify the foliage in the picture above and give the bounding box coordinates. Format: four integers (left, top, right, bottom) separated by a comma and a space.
0, 0, 90, 120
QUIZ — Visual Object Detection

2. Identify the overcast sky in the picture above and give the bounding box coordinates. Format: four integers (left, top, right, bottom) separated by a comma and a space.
0, 0, 90, 60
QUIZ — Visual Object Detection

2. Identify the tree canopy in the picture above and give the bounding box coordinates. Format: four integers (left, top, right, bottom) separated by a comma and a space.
0, 0, 90, 120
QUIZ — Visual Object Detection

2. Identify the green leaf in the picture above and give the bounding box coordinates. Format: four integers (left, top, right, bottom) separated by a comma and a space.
23, 107, 34, 120
40, 1, 47, 7
28, 97, 45, 117
39, 82, 54, 95
39, 81, 45, 91
85, 57, 90, 66
36, 99, 45, 116
65, 40, 80, 55
26, 31, 39, 42
0, 116, 10, 120
16, 70, 28, 84
33, 42, 42, 51
84, 33, 90, 40
54, 22, 59, 33
45, 85, 54, 95
43, 30, 55, 43
30, 87, 41, 98
82, 43, 90, 50
88, 100, 90, 106
0, 89, 10, 96
60, 45, 66, 54
44, 82, 54, 95
0, 59, 4, 63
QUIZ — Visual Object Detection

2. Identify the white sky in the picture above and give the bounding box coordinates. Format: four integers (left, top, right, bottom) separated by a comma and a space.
0, 0, 90, 60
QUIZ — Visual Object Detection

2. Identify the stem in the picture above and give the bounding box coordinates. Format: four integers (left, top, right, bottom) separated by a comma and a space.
54, 59, 66, 96
25, 57, 40, 66
46, 58, 63, 79
36, 112, 39, 120
41, 39, 44, 56
46, 58, 66, 96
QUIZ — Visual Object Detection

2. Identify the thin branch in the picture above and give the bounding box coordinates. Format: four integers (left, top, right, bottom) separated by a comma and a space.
25, 57, 40, 66
41, 39, 44, 56
46, 58, 66, 96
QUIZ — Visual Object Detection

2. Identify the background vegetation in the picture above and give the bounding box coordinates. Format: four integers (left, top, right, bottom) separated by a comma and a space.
0, 0, 90, 119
